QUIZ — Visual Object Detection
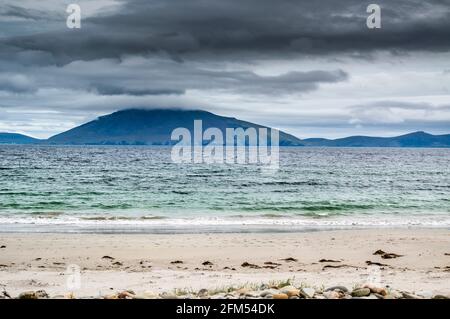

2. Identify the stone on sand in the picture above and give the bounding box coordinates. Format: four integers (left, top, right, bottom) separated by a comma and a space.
300, 287, 316, 298
197, 289, 209, 297
280, 285, 296, 293
118, 290, 136, 299
325, 285, 348, 293
351, 288, 371, 297
260, 289, 279, 297
235, 288, 250, 295
323, 291, 342, 299
18, 290, 49, 299
363, 284, 387, 296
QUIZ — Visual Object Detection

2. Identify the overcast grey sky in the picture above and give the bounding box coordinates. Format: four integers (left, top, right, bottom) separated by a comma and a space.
1, 0, 449, 138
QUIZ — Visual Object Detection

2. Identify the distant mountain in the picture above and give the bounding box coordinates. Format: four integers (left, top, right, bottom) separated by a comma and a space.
0, 133, 40, 144
302, 131, 450, 147
47, 109, 303, 146
2, 110, 449, 147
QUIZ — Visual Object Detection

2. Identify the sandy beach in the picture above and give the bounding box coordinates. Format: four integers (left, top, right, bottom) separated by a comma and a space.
0, 228, 449, 298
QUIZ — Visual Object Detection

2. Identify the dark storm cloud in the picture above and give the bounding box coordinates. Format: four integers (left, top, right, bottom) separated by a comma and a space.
1, 0, 449, 138
0, 4, 61, 21
93, 85, 185, 96
0, 53, 348, 96
0, 73, 36, 93
2, 0, 450, 65
220, 70, 349, 94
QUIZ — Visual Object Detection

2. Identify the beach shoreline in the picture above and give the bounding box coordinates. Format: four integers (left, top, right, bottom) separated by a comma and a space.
0, 228, 449, 298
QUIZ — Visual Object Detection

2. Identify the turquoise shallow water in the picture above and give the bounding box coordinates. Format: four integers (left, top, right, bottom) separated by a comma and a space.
0, 146, 449, 233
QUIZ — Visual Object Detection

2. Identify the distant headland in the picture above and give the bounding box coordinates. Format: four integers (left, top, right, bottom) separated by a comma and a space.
1, 109, 449, 147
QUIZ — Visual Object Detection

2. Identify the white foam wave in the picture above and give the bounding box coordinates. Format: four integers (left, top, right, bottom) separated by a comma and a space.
0, 214, 449, 229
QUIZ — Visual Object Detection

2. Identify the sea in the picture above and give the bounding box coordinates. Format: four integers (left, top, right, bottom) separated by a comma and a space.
0, 145, 449, 233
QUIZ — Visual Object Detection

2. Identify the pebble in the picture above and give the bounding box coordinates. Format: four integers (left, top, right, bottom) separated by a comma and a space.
18, 290, 49, 299
280, 285, 297, 293
432, 295, 450, 299
280, 286, 299, 297
260, 289, 279, 297
235, 288, 250, 295
118, 290, 135, 299
325, 285, 348, 293
388, 290, 403, 299
363, 284, 387, 296
12, 283, 447, 300
401, 292, 423, 299
245, 292, 261, 298
323, 291, 341, 299
139, 291, 159, 299
417, 290, 433, 299
300, 287, 315, 298
197, 289, 209, 297
351, 288, 371, 297
286, 289, 300, 298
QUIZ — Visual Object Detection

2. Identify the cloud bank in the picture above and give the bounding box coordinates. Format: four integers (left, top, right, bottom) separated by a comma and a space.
0, 0, 449, 138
